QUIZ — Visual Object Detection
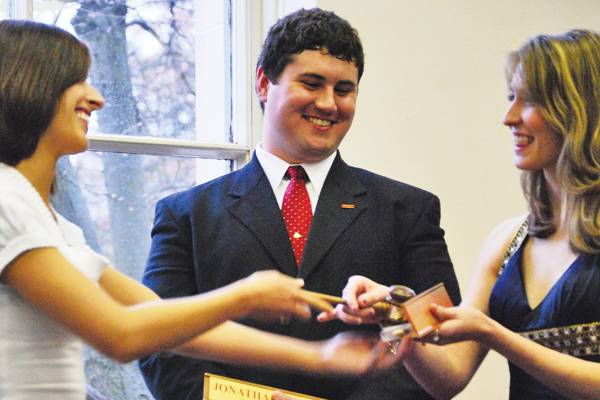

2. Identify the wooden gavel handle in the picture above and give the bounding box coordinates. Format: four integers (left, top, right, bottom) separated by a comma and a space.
303, 290, 346, 305
303, 290, 392, 314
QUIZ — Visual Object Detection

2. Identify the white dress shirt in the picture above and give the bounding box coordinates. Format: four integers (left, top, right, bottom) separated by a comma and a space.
255, 144, 337, 213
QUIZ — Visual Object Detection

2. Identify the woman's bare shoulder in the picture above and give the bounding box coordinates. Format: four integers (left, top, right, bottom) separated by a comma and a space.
478, 213, 528, 273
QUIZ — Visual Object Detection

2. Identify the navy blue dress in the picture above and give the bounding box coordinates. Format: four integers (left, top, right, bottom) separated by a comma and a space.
489, 236, 600, 399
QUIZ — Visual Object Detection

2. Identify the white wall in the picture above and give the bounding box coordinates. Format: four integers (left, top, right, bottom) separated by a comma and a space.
317, 1, 600, 399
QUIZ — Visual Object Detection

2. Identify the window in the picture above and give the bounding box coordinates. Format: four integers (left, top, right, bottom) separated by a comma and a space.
6, 1, 254, 398
4, 0, 312, 398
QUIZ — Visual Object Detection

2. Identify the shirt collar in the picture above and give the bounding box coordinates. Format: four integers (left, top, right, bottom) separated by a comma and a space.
255, 144, 337, 195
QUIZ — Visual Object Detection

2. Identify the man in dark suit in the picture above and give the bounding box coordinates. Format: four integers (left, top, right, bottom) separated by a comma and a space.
140, 7, 460, 400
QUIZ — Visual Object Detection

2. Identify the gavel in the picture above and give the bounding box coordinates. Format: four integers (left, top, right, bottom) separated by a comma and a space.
305, 284, 416, 325
308, 282, 453, 343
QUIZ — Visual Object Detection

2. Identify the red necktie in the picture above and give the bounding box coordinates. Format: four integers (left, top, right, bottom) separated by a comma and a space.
281, 166, 313, 267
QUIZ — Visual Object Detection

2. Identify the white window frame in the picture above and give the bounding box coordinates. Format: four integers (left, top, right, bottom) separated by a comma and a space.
8, 0, 315, 171
8, 0, 32, 18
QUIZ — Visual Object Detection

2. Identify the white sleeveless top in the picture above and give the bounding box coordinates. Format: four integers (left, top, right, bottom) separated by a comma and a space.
0, 163, 108, 400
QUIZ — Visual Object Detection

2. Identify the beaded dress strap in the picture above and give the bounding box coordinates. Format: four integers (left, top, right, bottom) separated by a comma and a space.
519, 322, 600, 356
498, 218, 528, 276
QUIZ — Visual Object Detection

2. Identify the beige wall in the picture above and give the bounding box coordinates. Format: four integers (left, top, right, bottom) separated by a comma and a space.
317, 1, 600, 398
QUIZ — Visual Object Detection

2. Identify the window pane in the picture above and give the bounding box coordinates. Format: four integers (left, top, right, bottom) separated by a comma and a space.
33, 0, 232, 143
51, 152, 229, 399
54, 152, 229, 279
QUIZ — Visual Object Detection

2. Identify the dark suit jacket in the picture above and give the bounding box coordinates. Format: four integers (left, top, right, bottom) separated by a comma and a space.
140, 152, 460, 400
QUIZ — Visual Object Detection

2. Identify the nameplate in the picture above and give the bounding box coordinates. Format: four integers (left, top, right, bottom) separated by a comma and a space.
203, 373, 325, 400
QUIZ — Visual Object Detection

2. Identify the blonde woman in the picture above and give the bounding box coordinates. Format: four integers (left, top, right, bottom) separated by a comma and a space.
315, 30, 600, 400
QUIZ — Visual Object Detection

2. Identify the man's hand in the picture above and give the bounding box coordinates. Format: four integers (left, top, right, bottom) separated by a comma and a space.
317, 275, 389, 324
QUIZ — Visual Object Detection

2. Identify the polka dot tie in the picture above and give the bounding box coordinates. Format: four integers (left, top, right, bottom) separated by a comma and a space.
281, 166, 313, 267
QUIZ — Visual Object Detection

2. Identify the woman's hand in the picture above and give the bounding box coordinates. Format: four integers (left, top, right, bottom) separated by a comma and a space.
271, 391, 299, 400
318, 331, 403, 375
236, 270, 332, 322
426, 304, 495, 345
271, 332, 405, 400
317, 275, 389, 324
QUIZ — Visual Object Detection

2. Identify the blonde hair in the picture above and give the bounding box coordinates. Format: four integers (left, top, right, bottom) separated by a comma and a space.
507, 30, 600, 254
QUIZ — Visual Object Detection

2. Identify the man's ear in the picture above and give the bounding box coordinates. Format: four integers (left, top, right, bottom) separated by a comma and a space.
256, 66, 270, 103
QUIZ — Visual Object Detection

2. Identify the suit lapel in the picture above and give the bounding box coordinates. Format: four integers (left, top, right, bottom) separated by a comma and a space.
299, 154, 368, 279
225, 156, 298, 277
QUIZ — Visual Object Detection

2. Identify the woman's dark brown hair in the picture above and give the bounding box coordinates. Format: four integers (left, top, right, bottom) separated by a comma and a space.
0, 20, 90, 165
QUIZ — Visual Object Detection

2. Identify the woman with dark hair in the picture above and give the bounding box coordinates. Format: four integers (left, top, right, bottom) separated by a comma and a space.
315, 30, 600, 400
0, 20, 394, 399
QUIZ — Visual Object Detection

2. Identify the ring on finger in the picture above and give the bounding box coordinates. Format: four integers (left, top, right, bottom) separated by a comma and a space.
431, 328, 440, 344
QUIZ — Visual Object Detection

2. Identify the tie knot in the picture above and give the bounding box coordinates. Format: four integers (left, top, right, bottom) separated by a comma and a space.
286, 165, 308, 182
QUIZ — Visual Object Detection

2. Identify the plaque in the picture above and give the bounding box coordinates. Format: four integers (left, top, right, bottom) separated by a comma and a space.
203, 373, 325, 400
401, 282, 453, 338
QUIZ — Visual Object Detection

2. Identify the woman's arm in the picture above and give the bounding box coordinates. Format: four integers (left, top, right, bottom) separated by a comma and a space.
176, 323, 397, 375
2, 247, 329, 363
100, 267, 399, 375
484, 317, 600, 400
401, 216, 530, 399
317, 216, 526, 399
432, 303, 600, 400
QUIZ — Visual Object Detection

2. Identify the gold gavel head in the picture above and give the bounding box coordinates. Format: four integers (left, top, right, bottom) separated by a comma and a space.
373, 284, 416, 325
